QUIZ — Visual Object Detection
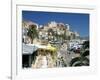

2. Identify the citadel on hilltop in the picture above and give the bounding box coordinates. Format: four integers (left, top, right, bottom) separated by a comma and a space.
22, 20, 80, 44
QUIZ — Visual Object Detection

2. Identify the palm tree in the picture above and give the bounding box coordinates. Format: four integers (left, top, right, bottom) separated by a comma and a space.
69, 41, 89, 67
59, 57, 67, 67
82, 40, 89, 49
27, 25, 38, 44
48, 28, 54, 41
69, 56, 89, 66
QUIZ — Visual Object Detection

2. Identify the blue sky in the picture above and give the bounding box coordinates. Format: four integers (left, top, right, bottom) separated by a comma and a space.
22, 11, 89, 37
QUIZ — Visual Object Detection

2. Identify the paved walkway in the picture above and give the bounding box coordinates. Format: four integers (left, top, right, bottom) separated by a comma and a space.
32, 55, 54, 68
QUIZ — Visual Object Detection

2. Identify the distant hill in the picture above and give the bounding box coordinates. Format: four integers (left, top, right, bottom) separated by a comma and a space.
80, 36, 89, 40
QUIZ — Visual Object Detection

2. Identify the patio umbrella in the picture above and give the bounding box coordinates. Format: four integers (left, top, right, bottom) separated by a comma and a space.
47, 44, 56, 52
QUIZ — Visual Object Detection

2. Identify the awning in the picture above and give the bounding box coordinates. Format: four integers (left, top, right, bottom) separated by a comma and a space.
46, 44, 56, 52
23, 43, 57, 55
33, 43, 57, 52
22, 43, 38, 55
